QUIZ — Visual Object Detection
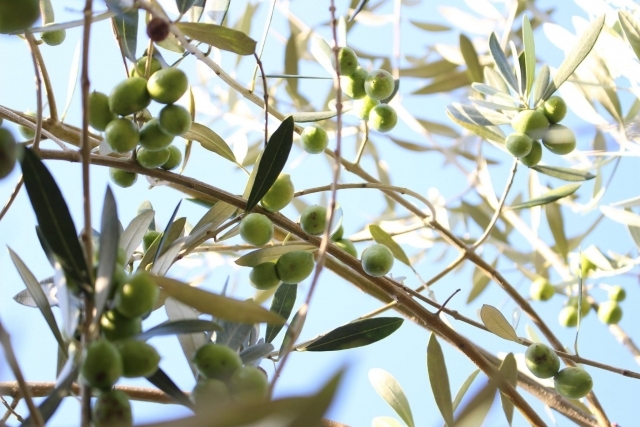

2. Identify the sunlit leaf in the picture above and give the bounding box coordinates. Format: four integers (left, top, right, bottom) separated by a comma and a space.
400, 60, 458, 79
619, 11, 640, 62
300, 318, 403, 352
164, 298, 205, 378
453, 381, 497, 427
600, 205, 640, 227
183, 122, 237, 165
111, 9, 138, 62
532, 165, 595, 182
452, 370, 481, 411
498, 353, 518, 426
412, 72, 470, 95
265, 284, 297, 343
509, 183, 581, 210
94, 188, 120, 323
291, 110, 339, 123
135, 319, 221, 341
409, 20, 450, 32
369, 225, 411, 267
479, 305, 518, 342
310, 36, 335, 76
176, 22, 257, 55
531, 65, 550, 107
545, 202, 568, 261
446, 103, 510, 127
488, 32, 519, 93
235, 243, 315, 267
467, 262, 493, 303
368, 368, 415, 427
460, 34, 483, 83
372, 417, 404, 427
120, 210, 154, 263
427, 334, 454, 427
522, 15, 536, 98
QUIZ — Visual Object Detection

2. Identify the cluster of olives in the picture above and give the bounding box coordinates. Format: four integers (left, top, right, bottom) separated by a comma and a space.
337, 47, 398, 133
90, 56, 189, 188
597, 285, 625, 325
191, 343, 268, 411
524, 343, 593, 399
0, 124, 17, 180
506, 96, 574, 167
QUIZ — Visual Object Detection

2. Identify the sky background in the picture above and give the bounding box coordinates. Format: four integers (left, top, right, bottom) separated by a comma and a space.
1, 0, 639, 426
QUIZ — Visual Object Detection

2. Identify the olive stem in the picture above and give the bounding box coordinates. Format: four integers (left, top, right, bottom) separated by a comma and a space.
253, 52, 269, 147
0, 175, 24, 224
0, 396, 22, 423
23, 32, 45, 151
28, 34, 59, 123
353, 121, 369, 165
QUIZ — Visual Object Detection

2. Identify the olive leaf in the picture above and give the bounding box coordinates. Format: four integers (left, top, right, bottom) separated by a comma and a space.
153, 200, 183, 266
235, 244, 317, 267
22, 360, 79, 425
278, 304, 307, 360
509, 183, 581, 210
531, 64, 550, 107
532, 165, 595, 182
175, 0, 199, 14
120, 210, 154, 262
488, 32, 519, 93
446, 103, 510, 129
427, 334, 454, 427
412, 72, 470, 95
350, 0, 369, 21
368, 368, 415, 427
522, 15, 536, 98
291, 110, 340, 123
265, 284, 297, 343
135, 319, 221, 341
451, 369, 481, 412
600, 205, 640, 227
215, 321, 254, 351
546, 202, 568, 261
240, 341, 274, 365
146, 368, 194, 409
498, 353, 518, 426
460, 34, 483, 83
619, 11, 640, 62
479, 305, 518, 342
164, 298, 205, 378
110, 9, 138, 62
176, 22, 257, 55
94, 187, 120, 324
299, 317, 403, 352
183, 122, 237, 165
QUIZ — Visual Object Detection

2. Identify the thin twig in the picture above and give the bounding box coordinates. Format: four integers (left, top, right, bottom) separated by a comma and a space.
30, 36, 59, 122
24, 32, 44, 151
435, 289, 460, 316
354, 121, 369, 164
0, 176, 24, 223
0, 396, 22, 423
253, 52, 269, 146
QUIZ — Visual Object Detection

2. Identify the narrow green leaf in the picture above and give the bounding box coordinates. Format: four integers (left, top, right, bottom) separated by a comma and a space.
417, 118, 461, 138
509, 183, 581, 210
446, 109, 505, 144
469, 97, 521, 111
542, 15, 605, 100
291, 110, 340, 123
153, 200, 182, 267
498, 353, 518, 426
349, 0, 369, 21
139, 217, 186, 271
20, 147, 89, 285
531, 64, 550, 107
409, 20, 450, 32
484, 66, 509, 94
176, 22, 257, 55
600, 205, 640, 227
185, 201, 237, 250
266, 284, 297, 343
119, 210, 153, 264
479, 305, 519, 342
446, 103, 510, 127
152, 275, 286, 325
8, 248, 64, 350
460, 34, 483, 83
310, 36, 335, 76
13, 277, 56, 308
619, 11, 640, 62
467, 260, 495, 303
301, 317, 403, 352
522, 15, 536, 98
215, 321, 254, 351
146, 368, 194, 408
452, 370, 481, 412
235, 243, 316, 267
111, 9, 138, 62
94, 188, 120, 323
454, 381, 497, 427
368, 368, 415, 427
176, 0, 199, 14
183, 122, 237, 165
411, 71, 470, 95
532, 165, 595, 182
135, 319, 221, 341
488, 32, 519, 93
545, 202, 568, 261
164, 298, 205, 378
400, 60, 457, 79
245, 116, 295, 212
369, 225, 411, 267
240, 342, 274, 365
278, 304, 307, 360
427, 334, 454, 427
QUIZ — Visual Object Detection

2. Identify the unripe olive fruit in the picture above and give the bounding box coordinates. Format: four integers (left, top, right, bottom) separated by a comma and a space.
608, 285, 626, 302
192, 343, 242, 380
229, 366, 269, 403
554, 367, 593, 399
300, 205, 327, 236
158, 104, 192, 136
260, 174, 294, 212
337, 47, 359, 76
368, 104, 398, 133
161, 145, 182, 171
139, 118, 174, 151
597, 301, 622, 324
89, 92, 117, 131
109, 168, 137, 188
529, 278, 555, 301
0, 128, 17, 179
137, 147, 170, 169
511, 109, 549, 141
331, 225, 344, 241
364, 69, 395, 101
81, 339, 123, 390
568, 296, 591, 317
361, 244, 394, 277
354, 96, 380, 120
542, 124, 576, 155
335, 239, 357, 258
115, 271, 159, 319
0, 0, 40, 34
147, 67, 188, 104
542, 96, 567, 124
192, 379, 230, 411
519, 140, 542, 167
93, 390, 133, 427
109, 77, 152, 116
276, 250, 315, 284
505, 132, 533, 158
18, 111, 36, 139
558, 306, 578, 328
143, 230, 162, 252
105, 118, 139, 153
131, 56, 162, 79
239, 213, 274, 246
116, 340, 161, 378
300, 124, 329, 154
341, 66, 368, 99
101, 310, 142, 341
250, 262, 281, 290
41, 25, 66, 46
525, 343, 560, 379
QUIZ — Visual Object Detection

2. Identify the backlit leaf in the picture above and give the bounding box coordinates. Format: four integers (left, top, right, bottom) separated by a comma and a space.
310, 36, 335, 76
488, 32, 519, 93
427, 334, 454, 427
600, 205, 640, 227
292, 110, 340, 123
146, 368, 194, 408
452, 370, 481, 411
164, 298, 205, 378
412, 72, 470, 95
300, 317, 403, 352
111, 9, 138, 62
409, 20, 450, 32
369, 225, 411, 266
266, 284, 297, 343
120, 210, 154, 262
545, 202, 568, 261
522, 15, 536, 98
235, 243, 316, 267
183, 122, 237, 165
532, 165, 595, 182
368, 368, 415, 427
186, 201, 237, 250
619, 11, 640, 62
94, 188, 120, 323
509, 183, 581, 210
460, 34, 483, 83
176, 22, 257, 55
278, 304, 307, 360
135, 319, 221, 341
372, 417, 404, 427
480, 305, 518, 342
498, 353, 518, 426
531, 64, 550, 107
446, 103, 510, 128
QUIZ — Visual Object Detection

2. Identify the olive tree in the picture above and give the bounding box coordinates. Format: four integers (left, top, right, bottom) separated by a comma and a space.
0, 0, 639, 425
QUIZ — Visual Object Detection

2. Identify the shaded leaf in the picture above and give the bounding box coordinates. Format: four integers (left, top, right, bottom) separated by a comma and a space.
292, 110, 339, 123
111, 9, 138, 62
135, 319, 221, 341
369, 225, 411, 266
509, 183, 581, 210
183, 122, 237, 165
427, 334, 453, 427
20, 147, 89, 285
185, 201, 237, 249
480, 305, 518, 342
454, 380, 497, 427
522, 15, 536, 98
532, 165, 595, 182
467, 261, 494, 304
278, 304, 307, 360
498, 353, 518, 426
240, 342, 274, 365
488, 32, 519, 93
54, 262, 80, 340
266, 284, 297, 343
349, 0, 369, 21
165, 298, 205, 378
13, 278, 57, 308
542, 15, 605, 100
146, 368, 194, 409
452, 370, 481, 411
368, 368, 415, 427
460, 34, 483, 83
94, 188, 119, 323
176, 22, 256, 55
215, 321, 254, 351
176, 0, 199, 14
151, 237, 186, 276
546, 202, 568, 261
235, 243, 316, 267
153, 276, 286, 325
245, 116, 295, 212
120, 210, 154, 263
301, 317, 403, 352
153, 200, 183, 267
417, 118, 460, 138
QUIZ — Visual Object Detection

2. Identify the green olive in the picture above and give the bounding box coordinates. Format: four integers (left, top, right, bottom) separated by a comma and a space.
558, 306, 578, 328
300, 125, 329, 154
505, 132, 533, 158
239, 213, 274, 246
136, 147, 170, 169
0, 0, 40, 34
192, 343, 242, 381
260, 174, 294, 212
109, 77, 152, 116
525, 343, 560, 379
161, 145, 183, 171
337, 47, 359, 76
93, 390, 132, 427
335, 239, 357, 258
364, 69, 394, 101
541, 96, 567, 124
300, 205, 327, 236
511, 109, 549, 141
568, 296, 591, 317
81, 339, 123, 390
191, 379, 230, 412
114, 271, 159, 319
105, 118, 139, 153
147, 67, 188, 104
520, 140, 542, 167
249, 262, 281, 290
41, 24, 66, 46
18, 111, 36, 139
131, 56, 162, 79
158, 104, 192, 136
361, 244, 394, 277
597, 301, 622, 324
341, 66, 368, 100
109, 168, 138, 188
542, 124, 576, 155
139, 118, 174, 151
354, 96, 380, 120
116, 340, 161, 378
229, 366, 269, 403
101, 309, 142, 341
608, 285, 626, 302
275, 250, 315, 284
529, 278, 555, 301
143, 230, 162, 252
368, 104, 398, 133
331, 225, 344, 241
89, 91, 117, 131
0, 128, 17, 179
554, 367, 593, 399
